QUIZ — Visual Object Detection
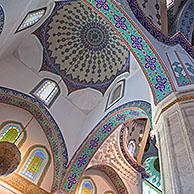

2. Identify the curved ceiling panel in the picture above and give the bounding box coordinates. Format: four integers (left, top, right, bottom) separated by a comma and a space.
34, 1, 130, 94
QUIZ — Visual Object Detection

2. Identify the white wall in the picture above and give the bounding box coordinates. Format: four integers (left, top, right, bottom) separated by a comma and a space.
0, 54, 87, 159
0, 103, 54, 192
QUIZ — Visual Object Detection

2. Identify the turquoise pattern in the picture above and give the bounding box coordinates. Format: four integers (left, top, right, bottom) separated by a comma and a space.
83, 0, 174, 104
144, 156, 161, 190
63, 100, 152, 192
172, 61, 190, 86
185, 63, 194, 82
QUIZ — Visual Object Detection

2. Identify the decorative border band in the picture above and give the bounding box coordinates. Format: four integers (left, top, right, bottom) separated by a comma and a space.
0, 86, 68, 191
62, 100, 151, 192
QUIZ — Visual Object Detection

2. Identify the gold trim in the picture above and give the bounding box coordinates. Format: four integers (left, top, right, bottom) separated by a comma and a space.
155, 95, 194, 124
104, 191, 115, 194
75, 176, 97, 194
0, 172, 49, 194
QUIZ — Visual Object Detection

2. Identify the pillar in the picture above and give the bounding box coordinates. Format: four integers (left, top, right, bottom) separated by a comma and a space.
154, 91, 194, 194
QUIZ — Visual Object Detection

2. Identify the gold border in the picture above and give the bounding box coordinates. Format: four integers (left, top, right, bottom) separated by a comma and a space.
18, 145, 51, 186
155, 95, 194, 124
104, 191, 115, 194
75, 176, 97, 194
0, 120, 27, 148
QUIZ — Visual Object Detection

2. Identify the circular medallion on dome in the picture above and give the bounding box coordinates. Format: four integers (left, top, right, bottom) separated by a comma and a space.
34, 1, 130, 94
80, 22, 109, 51
0, 6, 4, 35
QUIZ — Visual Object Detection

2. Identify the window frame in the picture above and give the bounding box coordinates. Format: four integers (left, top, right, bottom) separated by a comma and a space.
19, 145, 51, 186
105, 79, 125, 111
77, 176, 97, 194
15, 7, 47, 33
30, 78, 61, 108
0, 121, 26, 148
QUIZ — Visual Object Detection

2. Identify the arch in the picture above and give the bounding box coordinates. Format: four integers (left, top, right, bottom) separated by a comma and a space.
63, 100, 151, 192
20, 145, 51, 186
77, 176, 97, 194
34, 0, 175, 104
127, 0, 194, 58
0, 121, 26, 147
0, 5, 4, 35
0, 86, 68, 191
87, 165, 128, 194
31, 78, 61, 108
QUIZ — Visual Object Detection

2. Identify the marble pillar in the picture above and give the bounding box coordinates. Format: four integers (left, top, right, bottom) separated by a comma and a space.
154, 91, 194, 194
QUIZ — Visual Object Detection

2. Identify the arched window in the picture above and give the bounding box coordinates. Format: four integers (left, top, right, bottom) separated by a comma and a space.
0, 121, 26, 146
78, 177, 96, 194
128, 140, 136, 156
21, 146, 50, 184
31, 79, 60, 107
16, 8, 46, 33
106, 79, 125, 110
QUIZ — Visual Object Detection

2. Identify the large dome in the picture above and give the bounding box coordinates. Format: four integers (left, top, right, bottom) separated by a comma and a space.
35, 1, 130, 94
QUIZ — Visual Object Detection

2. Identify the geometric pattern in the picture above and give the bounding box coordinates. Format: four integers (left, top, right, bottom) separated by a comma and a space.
34, 1, 130, 95
177, 0, 194, 43
88, 165, 128, 194
63, 100, 151, 192
127, 0, 194, 58
82, 0, 174, 104
0, 86, 68, 191
0, 5, 4, 35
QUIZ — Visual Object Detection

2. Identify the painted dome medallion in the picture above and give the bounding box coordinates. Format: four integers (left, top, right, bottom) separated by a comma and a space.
35, 1, 130, 94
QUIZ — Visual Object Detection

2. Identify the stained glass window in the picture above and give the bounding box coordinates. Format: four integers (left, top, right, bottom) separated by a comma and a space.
0, 123, 23, 144
21, 148, 48, 182
31, 79, 60, 107
16, 8, 46, 33
78, 178, 96, 194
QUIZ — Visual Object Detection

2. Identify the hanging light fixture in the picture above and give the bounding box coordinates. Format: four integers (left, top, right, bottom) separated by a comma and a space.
0, 117, 33, 176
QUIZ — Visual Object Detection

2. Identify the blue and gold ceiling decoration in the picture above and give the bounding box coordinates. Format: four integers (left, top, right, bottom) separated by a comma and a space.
34, 1, 130, 94
0, 5, 4, 35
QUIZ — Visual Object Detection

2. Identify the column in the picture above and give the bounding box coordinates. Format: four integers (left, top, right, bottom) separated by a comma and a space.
154, 91, 194, 194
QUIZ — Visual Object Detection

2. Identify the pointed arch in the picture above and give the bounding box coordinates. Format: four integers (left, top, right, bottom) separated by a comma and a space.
0, 86, 68, 191
63, 100, 151, 192
0, 121, 26, 147
82, 0, 175, 104
77, 176, 97, 194
20, 145, 51, 186
34, 0, 175, 105
87, 165, 128, 194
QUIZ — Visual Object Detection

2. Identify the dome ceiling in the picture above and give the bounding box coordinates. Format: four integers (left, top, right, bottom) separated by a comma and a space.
34, 1, 130, 94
